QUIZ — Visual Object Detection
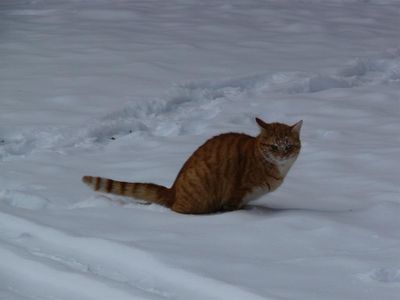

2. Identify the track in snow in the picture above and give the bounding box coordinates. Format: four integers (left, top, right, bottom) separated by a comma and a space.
1, 48, 399, 161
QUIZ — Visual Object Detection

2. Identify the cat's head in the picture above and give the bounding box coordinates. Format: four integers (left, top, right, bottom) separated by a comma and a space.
255, 117, 302, 164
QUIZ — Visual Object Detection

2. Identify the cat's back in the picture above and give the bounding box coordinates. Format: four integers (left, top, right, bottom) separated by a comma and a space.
173, 132, 255, 182
194, 132, 254, 158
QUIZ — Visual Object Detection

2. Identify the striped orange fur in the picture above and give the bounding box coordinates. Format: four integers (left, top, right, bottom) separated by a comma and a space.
82, 117, 302, 214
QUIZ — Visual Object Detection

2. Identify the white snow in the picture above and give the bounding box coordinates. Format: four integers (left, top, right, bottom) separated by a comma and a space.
1, 0, 400, 299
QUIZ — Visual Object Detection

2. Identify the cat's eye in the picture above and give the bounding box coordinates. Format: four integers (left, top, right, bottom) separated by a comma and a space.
285, 145, 293, 151
270, 145, 278, 152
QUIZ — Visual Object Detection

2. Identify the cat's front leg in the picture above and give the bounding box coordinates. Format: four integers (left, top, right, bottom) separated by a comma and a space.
221, 197, 244, 212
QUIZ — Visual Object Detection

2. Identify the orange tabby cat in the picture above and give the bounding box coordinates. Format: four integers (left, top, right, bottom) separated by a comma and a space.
82, 118, 302, 214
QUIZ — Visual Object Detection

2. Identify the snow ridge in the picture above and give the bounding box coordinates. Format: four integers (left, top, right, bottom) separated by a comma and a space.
1, 49, 399, 161
0, 210, 273, 300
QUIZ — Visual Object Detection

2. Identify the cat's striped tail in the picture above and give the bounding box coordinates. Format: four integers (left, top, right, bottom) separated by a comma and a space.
82, 176, 173, 207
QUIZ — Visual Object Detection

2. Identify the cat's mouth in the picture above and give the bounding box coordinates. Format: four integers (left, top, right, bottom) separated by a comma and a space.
263, 153, 293, 165
271, 157, 289, 164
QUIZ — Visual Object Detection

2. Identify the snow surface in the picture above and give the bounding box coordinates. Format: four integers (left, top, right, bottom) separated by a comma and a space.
1, 0, 400, 299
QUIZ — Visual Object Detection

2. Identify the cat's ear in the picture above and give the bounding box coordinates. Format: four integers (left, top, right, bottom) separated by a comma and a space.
291, 120, 303, 134
255, 117, 269, 129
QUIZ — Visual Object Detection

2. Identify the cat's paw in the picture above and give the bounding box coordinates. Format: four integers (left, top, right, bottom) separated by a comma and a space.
221, 202, 244, 212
